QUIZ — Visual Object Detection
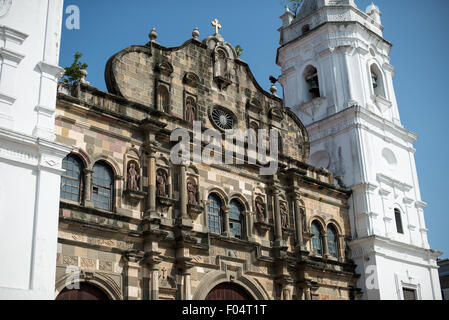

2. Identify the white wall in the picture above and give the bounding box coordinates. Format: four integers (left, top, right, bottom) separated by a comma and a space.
0, 0, 71, 299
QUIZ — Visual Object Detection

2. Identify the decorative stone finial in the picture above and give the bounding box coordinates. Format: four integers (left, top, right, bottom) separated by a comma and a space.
211, 18, 222, 35
80, 69, 90, 85
192, 27, 200, 40
270, 84, 278, 96
285, 5, 290, 13
149, 28, 158, 42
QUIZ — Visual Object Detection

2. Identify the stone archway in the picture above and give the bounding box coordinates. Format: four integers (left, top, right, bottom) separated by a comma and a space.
56, 283, 110, 300
192, 270, 270, 300
205, 282, 254, 300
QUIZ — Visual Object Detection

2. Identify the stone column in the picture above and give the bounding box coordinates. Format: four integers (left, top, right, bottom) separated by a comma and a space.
83, 169, 94, 207
282, 287, 292, 300
179, 163, 188, 219
305, 286, 312, 300
222, 205, 231, 236
339, 235, 346, 262
323, 233, 329, 257
293, 194, 304, 250
184, 273, 192, 300
150, 268, 159, 300
246, 210, 254, 240
124, 252, 143, 300
273, 188, 283, 245
147, 152, 157, 216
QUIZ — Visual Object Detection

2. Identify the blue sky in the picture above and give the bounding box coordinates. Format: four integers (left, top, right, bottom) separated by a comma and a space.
59, 0, 449, 258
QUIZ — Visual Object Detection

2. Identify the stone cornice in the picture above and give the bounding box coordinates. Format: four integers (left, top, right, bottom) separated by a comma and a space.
37, 61, 65, 81
277, 19, 391, 65
0, 25, 29, 45
306, 105, 418, 149
0, 47, 25, 64
376, 173, 413, 193
350, 235, 442, 264
0, 127, 71, 171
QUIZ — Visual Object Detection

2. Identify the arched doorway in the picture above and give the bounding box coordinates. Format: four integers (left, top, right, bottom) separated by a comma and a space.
56, 283, 110, 300
205, 282, 254, 300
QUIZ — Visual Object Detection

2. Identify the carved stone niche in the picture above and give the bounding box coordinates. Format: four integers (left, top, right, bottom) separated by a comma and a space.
183, 72, 200, 88
254, 195, 271, 235
184, 94, 198, 123
269, 106, 284, 122
186, 167, 203, 220
156, 80, 171, 114
123, 154, 146, 202
156, 168, 174, 214
280, 200, 295, 240
155, 61, 173, 77
247, 98, 263, 114
213, 47, 232, 90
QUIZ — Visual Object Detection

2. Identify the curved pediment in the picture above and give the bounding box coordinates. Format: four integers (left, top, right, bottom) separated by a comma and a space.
104, 33, 310, 162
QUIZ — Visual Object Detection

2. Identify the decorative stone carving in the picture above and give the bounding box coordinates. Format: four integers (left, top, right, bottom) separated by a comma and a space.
187, 179, 198, 205
183, 72, 200, 87
254, 198, 271, 234
187, 179, 203, 220
156, 169, 167, 197
155, 61, 173, 76
185, 97, 197, 123
255, 198, 266, 223
127, 161, 140, 191
300, 207, 308, 232
280, 203, 288, 229
214, 48, 232, 90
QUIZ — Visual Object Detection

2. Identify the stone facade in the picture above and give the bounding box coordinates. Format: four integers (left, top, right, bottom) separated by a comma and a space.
54, 30, 359, 300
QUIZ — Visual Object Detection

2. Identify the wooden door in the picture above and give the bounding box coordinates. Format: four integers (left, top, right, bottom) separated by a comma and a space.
56, 283, 110, 300
205, 283, 253, 300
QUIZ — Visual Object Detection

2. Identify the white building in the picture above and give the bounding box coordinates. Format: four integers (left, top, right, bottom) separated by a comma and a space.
0, 0, 70, 299
277, 0, 442, 300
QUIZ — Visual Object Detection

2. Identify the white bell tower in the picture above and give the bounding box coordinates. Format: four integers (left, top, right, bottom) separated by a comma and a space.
277, 0, 442, 300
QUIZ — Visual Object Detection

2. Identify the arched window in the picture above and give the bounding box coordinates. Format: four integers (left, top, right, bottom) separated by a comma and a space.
208, 193, 223, 234
370, 64, 385, 98
229, 199, 244, 239
327, 225, 339, 258
157, 85, 170, 113
92, 162, 114, 211
304, 65, 320, 100
60, 154, 84, 203
394, 208, 404, 234
311, 221, 323, 255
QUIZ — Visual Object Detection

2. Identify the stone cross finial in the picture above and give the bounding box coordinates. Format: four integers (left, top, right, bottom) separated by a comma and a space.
211, 18, 222, 35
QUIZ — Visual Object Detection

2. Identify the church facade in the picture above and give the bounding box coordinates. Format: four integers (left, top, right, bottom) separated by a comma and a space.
53, 27, 360, 300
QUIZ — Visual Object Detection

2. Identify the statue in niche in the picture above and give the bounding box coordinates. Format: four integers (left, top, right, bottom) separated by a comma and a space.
280, 203, 288, 229
215, 49, 228, 78
156, 170, 167, 197
186, 98, 196, 123
255, 199, 265, 223
187, 180, 198, 205
300, 207, 307, 232
127, 162, 140, 191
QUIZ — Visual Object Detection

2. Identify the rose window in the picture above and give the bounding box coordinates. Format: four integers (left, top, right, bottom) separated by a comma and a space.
211, 108, 234, 130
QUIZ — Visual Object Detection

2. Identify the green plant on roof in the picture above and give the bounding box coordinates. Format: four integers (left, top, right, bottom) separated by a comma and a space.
235, 45, 243, 58
62, 52, 88, 85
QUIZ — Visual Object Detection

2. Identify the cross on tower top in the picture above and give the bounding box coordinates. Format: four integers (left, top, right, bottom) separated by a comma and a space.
211, 18, 222, 35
